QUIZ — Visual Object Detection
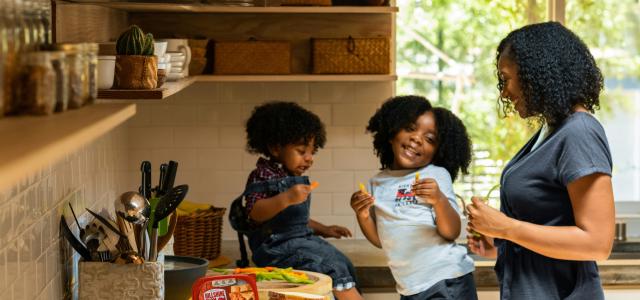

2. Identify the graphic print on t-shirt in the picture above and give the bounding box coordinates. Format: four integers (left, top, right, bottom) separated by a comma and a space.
395, 183, 417, 207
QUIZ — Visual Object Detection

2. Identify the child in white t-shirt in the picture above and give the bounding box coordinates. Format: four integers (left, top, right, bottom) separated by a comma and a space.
351, 96, 477, 299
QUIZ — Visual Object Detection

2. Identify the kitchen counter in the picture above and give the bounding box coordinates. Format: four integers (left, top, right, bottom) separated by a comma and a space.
220, 240, 640, 292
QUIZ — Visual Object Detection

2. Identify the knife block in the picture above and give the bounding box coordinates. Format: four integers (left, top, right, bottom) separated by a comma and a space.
78, 261, 164, 300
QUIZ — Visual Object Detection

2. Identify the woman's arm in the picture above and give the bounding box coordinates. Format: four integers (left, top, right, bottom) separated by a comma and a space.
468, 173, 614, 260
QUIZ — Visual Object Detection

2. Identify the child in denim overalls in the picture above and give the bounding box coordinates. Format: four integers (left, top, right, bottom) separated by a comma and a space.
241, 101, 363, 300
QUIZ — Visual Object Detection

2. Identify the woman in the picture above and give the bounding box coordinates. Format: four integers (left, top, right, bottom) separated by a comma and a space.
466, 22, 615, 300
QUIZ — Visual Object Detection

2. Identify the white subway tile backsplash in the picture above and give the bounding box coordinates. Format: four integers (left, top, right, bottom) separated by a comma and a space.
305, 171, 354, 193
354, 82, 393, 103
152, 148, 199, 171
227, 82, 266, 103
309, 82, 355, 104
332, 193, 354, 216
301, 104, 332, 125
197, 104, 250, 126
332, 104, 379, 126
326, 127, 354, 148
151, 104, 199, 126
128, 127, 174, 149
311, 150, 332, 171
174, 127, 219, 148
310, 193, 333, 216
126, 103, 153, 128
354, 129, 373, 148
1, 128, 128, 299
197, 149, 244, 170
264, 82, 309, 103
333, 149, 379, 170
218, 127, 245, 148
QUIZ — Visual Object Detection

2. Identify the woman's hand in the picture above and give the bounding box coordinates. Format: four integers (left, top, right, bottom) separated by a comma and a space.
466, 228, 497, 259
320, 225, 353, 239
466, 197, 519, 239
351, 191, 375, 219
412, 178, 446, 206
286, 184, 311, 205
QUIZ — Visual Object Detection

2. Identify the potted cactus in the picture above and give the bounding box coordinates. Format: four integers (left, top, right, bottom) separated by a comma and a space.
113, 25, 158, 89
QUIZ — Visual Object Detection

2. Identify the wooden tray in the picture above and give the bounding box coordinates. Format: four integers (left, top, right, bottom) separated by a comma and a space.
205, 269, 332, 299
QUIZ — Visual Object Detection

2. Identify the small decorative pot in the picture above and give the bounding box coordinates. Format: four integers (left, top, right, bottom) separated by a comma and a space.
114, 55, 158, 89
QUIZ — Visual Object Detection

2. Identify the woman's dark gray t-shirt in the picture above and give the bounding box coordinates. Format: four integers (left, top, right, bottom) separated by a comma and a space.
496, 112, 612, 300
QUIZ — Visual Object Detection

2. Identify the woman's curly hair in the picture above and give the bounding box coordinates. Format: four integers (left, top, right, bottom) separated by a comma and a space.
366, 96, 472, 181
431, 107, 472, 181
496, 21, 603, 126
246, 101, 326, 157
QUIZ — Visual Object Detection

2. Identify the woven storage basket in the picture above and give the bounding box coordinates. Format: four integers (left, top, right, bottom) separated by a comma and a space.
173, 206, 226, 261
281, 0, 331, 6
214, 40, 291, 75
312, 36, 390, 74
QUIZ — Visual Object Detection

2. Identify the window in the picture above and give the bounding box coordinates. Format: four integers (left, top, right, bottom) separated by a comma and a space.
397, 0, 640, 203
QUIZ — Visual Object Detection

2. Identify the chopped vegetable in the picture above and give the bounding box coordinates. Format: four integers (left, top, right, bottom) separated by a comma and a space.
310, 181, 320, 190
359, 183, 367, 194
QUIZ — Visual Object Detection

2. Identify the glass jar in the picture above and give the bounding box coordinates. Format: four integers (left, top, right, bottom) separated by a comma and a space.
53, 43, 86, 109
18, 51, 57, 115
85, 43, 99, 103
47, 51, 68, 113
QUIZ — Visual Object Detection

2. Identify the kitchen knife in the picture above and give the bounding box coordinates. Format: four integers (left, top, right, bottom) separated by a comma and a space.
141, 161, 152, 200
162, 161, 178, 196
85, 208, 127, 238
156, 163, 168, 197
60, 216, 92, 261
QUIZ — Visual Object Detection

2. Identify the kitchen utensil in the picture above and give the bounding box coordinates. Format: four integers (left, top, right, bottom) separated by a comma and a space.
68, 203, 86, 241
140, 161, 152, 200
162, 161, 179, 196
85, 208, 126, 238
156, 163, 168, 197
150, 185, 189, 261
156, 212, 178, 253
60, 216, 92, 261
115, 191, 150, 225
116, 213, 140, 255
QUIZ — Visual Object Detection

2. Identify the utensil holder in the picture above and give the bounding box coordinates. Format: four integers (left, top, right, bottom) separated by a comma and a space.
78, 261, 164, 300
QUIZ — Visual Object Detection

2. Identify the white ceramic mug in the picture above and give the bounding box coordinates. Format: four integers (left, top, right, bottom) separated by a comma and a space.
154, 41, 168, 57
157, 39, 191, 77
98, 56, 116, 89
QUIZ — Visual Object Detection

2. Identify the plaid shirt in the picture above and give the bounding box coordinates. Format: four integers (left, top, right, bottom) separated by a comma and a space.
245, 157, 289, 214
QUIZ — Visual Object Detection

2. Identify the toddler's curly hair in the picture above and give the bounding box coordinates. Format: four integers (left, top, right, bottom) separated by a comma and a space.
246, 101, 326, 157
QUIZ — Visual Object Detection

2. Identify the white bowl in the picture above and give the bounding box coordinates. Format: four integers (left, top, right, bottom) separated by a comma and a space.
98, 56, 116, 89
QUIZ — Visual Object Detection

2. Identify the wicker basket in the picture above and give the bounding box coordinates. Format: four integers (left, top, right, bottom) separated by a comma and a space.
214, 40, 291, 75
173, 206, 226, 261
312, 36, 390, 74
281, 0, 331, 6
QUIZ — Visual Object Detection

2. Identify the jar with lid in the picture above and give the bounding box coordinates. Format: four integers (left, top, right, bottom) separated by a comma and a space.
47, 51, 68, 112
85, 43, 99, 103
53, 43, 86, 109
18, 51, 57, 115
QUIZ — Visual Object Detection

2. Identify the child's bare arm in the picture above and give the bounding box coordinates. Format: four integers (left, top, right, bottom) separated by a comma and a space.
351, 191, 382, 248
249, 184, 310, 222
413, 178, 461, 241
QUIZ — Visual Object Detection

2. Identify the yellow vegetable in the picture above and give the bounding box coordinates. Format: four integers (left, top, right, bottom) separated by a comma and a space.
359, 183, 367, 194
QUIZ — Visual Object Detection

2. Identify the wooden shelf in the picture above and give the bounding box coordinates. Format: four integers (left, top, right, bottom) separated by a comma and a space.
0, 103, 136, 191
195, 74, 398, 82
98, 77, 197, 99
59, 2, 398, 14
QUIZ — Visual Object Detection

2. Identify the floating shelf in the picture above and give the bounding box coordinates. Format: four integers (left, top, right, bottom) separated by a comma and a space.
60, 1, 399, 13
97, 75, 396, 99
0, 103, 136, 191
98, 77, 197, 100
195, 74, 398, 82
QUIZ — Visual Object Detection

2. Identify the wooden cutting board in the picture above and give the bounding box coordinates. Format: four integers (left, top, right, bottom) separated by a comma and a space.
205, 269, 332, 299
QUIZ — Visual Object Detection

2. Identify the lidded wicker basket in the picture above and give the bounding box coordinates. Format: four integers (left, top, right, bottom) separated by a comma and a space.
312, 36, 390, 74
173, 206, 226, 261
